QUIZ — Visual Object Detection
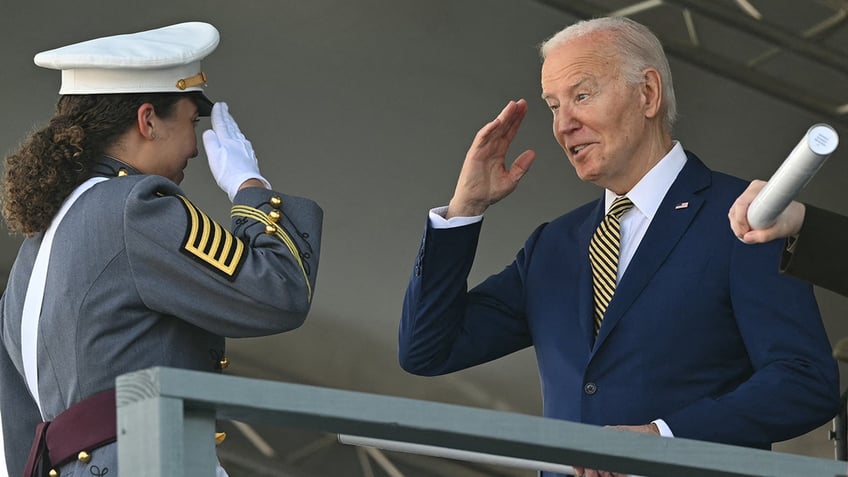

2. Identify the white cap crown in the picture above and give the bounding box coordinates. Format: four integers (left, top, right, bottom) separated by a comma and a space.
34, 22, 219, 99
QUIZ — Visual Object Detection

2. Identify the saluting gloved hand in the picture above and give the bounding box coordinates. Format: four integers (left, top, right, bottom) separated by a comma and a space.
202, 102, 272, 201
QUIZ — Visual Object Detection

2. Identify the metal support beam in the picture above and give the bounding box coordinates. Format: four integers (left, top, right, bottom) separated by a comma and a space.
661, 38, 847, 127
530, 0, 848, 129
663, 0, 848, 75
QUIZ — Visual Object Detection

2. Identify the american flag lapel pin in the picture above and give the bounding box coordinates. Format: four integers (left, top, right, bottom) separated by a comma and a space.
675, 201, 689, 210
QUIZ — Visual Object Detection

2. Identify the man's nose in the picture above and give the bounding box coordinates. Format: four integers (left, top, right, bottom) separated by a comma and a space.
554, 106, 580, 135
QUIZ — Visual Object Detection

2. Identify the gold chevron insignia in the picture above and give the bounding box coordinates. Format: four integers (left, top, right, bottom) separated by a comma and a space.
177, 195, 245, 280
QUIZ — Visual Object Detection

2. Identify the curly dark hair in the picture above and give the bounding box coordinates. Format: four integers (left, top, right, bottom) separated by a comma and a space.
1, 92, 202, 235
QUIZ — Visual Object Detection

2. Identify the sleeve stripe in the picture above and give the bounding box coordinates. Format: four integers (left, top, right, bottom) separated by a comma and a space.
231, 205, 312, 302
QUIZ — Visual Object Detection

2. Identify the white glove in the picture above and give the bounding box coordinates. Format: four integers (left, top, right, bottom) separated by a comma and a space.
202, 102, 272, 201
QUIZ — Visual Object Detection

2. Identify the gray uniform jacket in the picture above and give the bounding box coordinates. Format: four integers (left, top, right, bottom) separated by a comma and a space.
0, 156, 323, 476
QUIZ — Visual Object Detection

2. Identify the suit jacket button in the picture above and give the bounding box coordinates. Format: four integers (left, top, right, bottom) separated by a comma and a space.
584, 382, 597, 395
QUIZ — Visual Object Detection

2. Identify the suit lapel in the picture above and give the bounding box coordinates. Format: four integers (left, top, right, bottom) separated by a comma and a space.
592, 153, 712, 351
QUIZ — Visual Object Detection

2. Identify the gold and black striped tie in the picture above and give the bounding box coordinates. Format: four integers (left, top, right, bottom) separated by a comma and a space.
589, 196, 634, 336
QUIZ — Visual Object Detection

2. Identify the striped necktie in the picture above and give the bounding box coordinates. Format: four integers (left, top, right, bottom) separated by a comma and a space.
589, 196, 634, 336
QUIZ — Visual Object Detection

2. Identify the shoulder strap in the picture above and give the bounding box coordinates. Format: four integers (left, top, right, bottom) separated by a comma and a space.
21, 177, 109, 419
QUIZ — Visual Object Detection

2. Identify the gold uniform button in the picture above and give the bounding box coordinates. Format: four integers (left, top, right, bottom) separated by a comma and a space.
219, 357, 230, 369
264, 224, 276, 235
268, 210, 281, 223
49, 470, 59, 477
78, 451, 91, 463
269, 196, 282, 207
215, 432, 227, 445
117, 168, 129, 177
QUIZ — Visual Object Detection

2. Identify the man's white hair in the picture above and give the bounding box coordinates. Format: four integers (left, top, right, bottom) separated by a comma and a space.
540, 17, 677, 131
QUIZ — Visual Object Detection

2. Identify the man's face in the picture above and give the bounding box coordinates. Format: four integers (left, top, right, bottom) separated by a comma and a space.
541, 33, 654, 193
146, 98, 200, 184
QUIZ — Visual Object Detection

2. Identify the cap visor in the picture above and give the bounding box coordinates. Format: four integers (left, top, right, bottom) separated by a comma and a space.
195, 94, 214, 116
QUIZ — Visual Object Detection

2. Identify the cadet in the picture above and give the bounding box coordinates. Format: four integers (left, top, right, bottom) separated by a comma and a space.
0, 22, 322, 476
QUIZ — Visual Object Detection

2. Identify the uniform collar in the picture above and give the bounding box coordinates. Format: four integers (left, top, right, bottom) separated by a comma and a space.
91, 155, 142, 178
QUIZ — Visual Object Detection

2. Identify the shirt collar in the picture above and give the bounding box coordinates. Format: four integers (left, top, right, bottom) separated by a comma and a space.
604, 141, 687, 220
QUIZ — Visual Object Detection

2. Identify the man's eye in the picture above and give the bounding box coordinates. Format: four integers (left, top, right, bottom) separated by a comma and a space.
576, 93, 589, 102
548, 104, 559, 112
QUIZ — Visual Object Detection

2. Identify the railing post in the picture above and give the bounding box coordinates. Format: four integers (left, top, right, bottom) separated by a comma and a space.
183, 407, 217, 476
117, 370, 216, 477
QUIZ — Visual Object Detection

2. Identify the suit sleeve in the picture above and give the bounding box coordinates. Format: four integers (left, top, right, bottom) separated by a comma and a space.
125, 178, 323, 338
662, 236, 840, 446
0, 326, 41, 477
398, 218, 535, 375
780, 204, 848, 296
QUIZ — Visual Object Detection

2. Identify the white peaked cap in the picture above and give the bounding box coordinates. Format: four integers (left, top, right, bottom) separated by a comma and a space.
34, 22, 219, 114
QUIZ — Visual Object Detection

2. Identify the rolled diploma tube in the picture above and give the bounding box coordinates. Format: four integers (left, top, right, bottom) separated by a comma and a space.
747, 123, 839, 229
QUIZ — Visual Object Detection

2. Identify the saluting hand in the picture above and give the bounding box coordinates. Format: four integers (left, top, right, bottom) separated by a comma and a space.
446, 99, 536, 218
202, 102, 272, 202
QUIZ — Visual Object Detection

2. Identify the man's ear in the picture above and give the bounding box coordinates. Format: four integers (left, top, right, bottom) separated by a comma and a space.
641, 68, 663, 120
136, 103, 157, 140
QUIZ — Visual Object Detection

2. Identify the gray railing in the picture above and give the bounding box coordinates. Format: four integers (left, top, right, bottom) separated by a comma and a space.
116, 367, 848, 477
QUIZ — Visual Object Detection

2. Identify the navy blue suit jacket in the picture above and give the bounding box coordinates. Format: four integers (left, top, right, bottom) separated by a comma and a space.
399, 153, 839, 454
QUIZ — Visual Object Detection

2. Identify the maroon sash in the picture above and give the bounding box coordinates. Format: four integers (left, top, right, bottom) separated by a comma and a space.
23, 389, 117, 477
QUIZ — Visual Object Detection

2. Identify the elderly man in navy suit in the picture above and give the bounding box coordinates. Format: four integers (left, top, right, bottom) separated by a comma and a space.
398, 16, 839, 477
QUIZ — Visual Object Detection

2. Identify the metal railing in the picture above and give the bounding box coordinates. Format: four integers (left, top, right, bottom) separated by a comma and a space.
116, 367, 848, 477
